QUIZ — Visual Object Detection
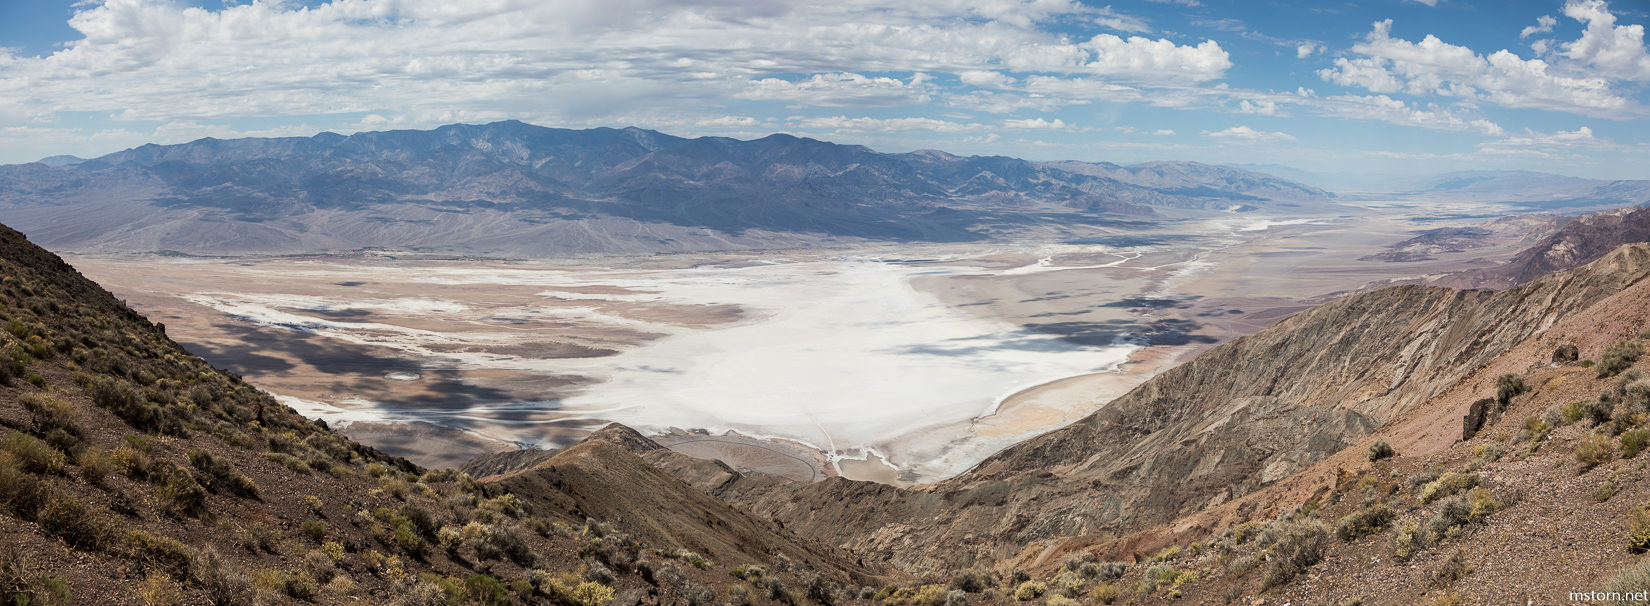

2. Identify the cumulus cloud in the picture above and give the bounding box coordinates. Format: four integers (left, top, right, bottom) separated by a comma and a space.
0, 0, 1228, 149
1522, 15, 1558, 38
1201, 126, 1294, 141
1317, 16, 1641, 117
1561, 0, 1650, 80
1296, 43, 1322, 59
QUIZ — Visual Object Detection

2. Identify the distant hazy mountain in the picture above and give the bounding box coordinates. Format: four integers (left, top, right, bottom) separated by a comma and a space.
0, 121, 1329, 256
1405, 170, 1650, 210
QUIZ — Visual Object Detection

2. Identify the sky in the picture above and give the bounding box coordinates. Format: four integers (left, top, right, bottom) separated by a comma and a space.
1, 0, 1648, 182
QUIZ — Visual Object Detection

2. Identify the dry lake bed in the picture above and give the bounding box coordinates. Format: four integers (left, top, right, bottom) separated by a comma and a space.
70, 203, 1551, 483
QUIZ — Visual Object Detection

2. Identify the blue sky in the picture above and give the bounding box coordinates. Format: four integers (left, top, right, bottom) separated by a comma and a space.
1, 0, 1648, 182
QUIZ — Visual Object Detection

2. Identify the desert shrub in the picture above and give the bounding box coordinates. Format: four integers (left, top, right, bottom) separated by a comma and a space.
83, 375, 182, 435
149, 459, 207, 516
259, 452, 311, 474
763, 576, 795, 604
1586, 399, 1617, 426
302, 550, 336, 584
0, 457, 48, 519
1427, 494, 1474, 543
1496, 373, 1527, 409
950, 570, 987, 593
1629, 505, 1650, 554
1407, 470, 1441, 494
137, 571, 182, 606
1336, 503, 1394, 542
1577, 433, 1616, 469
1089, 583, 1119, 605
302, 520, 327, 543
186, 448, 258, 499
1606, 555, 1650, 597
75, 447, 114, 487
1152, 545, 1180, 562
125, 530, 194, 581
1625, 431, 1650, 459
1601, 339, 1646, 378
465, 575, 510, 606
1095, 562, 1127, 581
1393, 518, 1426, 562
1261, 519, 1328, 590
476, 523, 533, 566
1432, 549, 1472, 587
1367, 440, 1396, 462
111, 445, 153, 480
38, 491, 114, 549
1045, 595, 1075, 606
4, 432, 65, 475
1014, 581, 1046, 601
1419, 473, 1480, 503
1598, 480, 1620, 503
303, 495, 324, 516
18, 394, 78, 437
194, 546, 250, 606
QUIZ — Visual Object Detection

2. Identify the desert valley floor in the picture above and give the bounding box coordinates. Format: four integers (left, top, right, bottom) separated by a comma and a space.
67, 200, 1556, 483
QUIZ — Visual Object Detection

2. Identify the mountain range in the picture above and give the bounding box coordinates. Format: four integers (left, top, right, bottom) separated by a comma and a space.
0, 122, 1330, 257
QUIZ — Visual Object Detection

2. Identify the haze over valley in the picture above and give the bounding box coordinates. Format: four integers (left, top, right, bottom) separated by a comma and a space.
22, 124, 1628, 482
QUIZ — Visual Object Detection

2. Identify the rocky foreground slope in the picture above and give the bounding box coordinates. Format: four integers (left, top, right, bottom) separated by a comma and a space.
0, 221, 886, 604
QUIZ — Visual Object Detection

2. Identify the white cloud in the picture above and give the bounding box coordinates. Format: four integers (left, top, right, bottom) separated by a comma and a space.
1151, 129, 1175, 136
1002, 117, 1069, 129
789, 115, 980, 133
1522, 15, 1558, 38
1237, 99, 1280, 115
1296, 43, 1321, 59
1317, 18, 1639, 117
0, 0, 1226, 146
1201, 126, 1294, 141
1409, 0, 1439, 6
1561, 0, 1650, 80
1478, 126, 1601, 157
740, 73, 932, 106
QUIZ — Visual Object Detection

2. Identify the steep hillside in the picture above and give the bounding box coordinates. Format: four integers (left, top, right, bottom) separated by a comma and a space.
1016, 248, 1650, 604
0, 221, 880, 604
650, 244, 1650, 574
1433, 205, 1650, 289
0, 122, 1330, 256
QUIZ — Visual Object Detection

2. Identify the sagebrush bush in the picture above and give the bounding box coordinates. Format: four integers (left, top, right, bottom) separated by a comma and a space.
1496, 373, 1527, 409
1419, 473, 1479, 503
4, 432, 65, 475
1577, 433, 1616, 469
1013, 581, 1046, 601
18, 394, 78, 437
38, 490, 114, 549
1601, 339, 1646, 378
1393, 518, 1426, 562
1626, 430, 1650, 459
1261, 519, 1328, 589
1336, 503, 1394, 542
149, 459, 207, 516
126, 530, 195, 581
194, 547, 250, 606
1367, 440, 1396, 462
186, 448, 258, 499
